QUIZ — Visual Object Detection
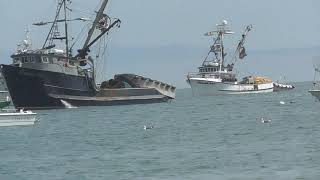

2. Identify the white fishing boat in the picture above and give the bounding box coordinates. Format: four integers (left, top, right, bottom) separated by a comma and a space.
187, 20, 273, 96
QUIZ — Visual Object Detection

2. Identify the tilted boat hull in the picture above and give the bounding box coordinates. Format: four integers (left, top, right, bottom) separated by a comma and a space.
0, 64, 174, 109
188, 78, 273, 96
309, 90, 320, 101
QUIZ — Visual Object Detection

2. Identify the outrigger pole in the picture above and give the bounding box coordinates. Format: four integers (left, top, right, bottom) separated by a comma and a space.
77, 0, 109, 59
229, 25, 252, 67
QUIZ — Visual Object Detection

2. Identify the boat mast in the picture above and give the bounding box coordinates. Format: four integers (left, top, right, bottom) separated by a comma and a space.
203, 20, 232, 72
229, 25, 252, 67
42, 0, 70, 59
42, 1, 64, 49
217, 20, 229, 72
63, 0, 69, 60
219, 32, 224, 72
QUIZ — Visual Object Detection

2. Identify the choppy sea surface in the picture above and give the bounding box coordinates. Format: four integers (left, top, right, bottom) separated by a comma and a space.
0, 82, 320, 180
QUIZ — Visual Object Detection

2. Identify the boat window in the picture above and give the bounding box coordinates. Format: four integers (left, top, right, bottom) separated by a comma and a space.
59, 58, 68, 62
14, 57, 20, 63
27, 56, 31, 63
42, 57, 49, 63
30, 56, 35, 63
22, 57, 27, 63
35, 56, 41, 63
52, 57, 58, 63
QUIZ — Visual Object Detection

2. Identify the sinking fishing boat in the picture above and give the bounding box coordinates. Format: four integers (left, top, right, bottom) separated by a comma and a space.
0, 0, 175, 110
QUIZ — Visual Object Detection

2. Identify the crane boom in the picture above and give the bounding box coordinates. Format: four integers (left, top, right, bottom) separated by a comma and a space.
82, 0, 109, 49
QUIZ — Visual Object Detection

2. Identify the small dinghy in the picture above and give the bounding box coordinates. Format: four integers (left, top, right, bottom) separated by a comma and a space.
0, 92, 37, 127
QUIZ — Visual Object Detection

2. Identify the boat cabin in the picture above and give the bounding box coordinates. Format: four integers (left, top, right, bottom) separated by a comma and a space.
196, 63, 236, 82
10, 50, 86, 76
198, 61, 234, 74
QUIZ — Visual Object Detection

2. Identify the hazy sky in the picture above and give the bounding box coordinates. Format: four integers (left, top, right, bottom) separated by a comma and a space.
1, 0, 320, 50
1, 0, 320, 87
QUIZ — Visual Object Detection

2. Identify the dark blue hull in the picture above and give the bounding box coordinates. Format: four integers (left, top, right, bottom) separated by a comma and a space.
0, 64, 169, 109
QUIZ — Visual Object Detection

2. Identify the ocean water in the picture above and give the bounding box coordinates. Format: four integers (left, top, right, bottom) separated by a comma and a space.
0, 82, 320, 180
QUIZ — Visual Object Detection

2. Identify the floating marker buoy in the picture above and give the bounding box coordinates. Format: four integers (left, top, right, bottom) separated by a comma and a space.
260, 117, 271, 123
144, 125, 154, 130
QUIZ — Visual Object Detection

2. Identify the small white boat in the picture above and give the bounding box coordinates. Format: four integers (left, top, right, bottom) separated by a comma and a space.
0, 109, 37, 127
309, 59, 320, 101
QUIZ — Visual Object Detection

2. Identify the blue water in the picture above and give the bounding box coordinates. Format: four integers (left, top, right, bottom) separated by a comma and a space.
0, 82, 320, 179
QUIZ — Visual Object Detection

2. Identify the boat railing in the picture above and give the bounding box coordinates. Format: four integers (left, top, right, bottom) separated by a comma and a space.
312, 81, 320, 88
1, 108, 17, 113
187, 72, 225, 79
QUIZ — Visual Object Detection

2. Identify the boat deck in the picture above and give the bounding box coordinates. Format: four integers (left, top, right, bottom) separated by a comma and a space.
48, 93, 166, 101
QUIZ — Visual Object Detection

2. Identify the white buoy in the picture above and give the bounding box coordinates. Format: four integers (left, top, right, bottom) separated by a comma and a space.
260, 117, 271, 123
280, 101, 285, 105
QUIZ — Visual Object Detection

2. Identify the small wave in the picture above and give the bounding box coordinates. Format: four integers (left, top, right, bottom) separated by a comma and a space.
60, 99, 77, 109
